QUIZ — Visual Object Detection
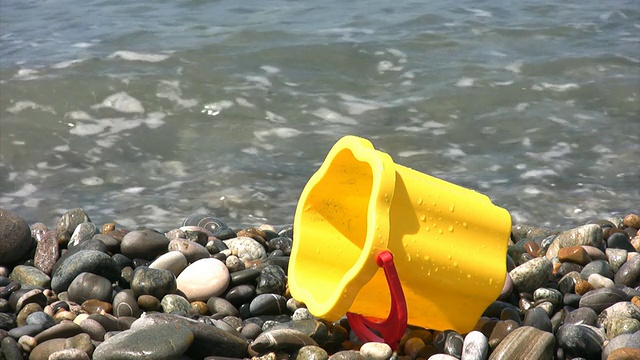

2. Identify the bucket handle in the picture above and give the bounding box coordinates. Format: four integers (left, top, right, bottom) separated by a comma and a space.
347, 250, 407, 350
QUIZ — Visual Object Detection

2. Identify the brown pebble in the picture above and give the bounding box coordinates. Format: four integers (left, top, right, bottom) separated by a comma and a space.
524, 241, 541, 257
632, 296, 640, 308
53, 310, 77, 322
623, 214, 640, 229
17, 302, 43, 327
29, 338, 66, 360
138, 294, 161, 311
49, 348, 91, 360
81, 299, 112, 314
190, 301, 209, 315
558, 246, 592, 266
608, 347, 640, 360
34, 230, 59, 275
630, 236, 640, 252
102, 222, 115, 234
575, 278, 595, 295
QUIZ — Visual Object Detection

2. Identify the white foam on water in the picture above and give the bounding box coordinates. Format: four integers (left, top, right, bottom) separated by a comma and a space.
123, 187, 145, 194
397, 149, 429, 158
23, 198, 43, 208
6, 101, 56, 114
261, 65, 280, 74
156, 80, 198, 108
7, 183, 38, 197
490, 81, 513, 86
236, 98, 256, 108
505, 60, 523, 73
68, 112, 165, 137
92, 92, 145, 113
51, 58, 86, 69
548, 116, 571, 126
377, 60, 403, 73
532, 82, 580, 92
202, 100, 234, 116
387, 48, 408, 63
465, 8, 493, 17
455, 77, 475, 87
520, 169, 558, 179
11, 141, 25, 145
265, 111, 287, 124
523, 186, 543, 195
72, 42, 95, 48
254, 127, 302, 139
144, 112, 166, 129
592, 144, 612, 153
107, 50, 170, 62
444, 147, 466, 158
14, 69, 40, 80
242, 147, 260, 155
310, 108, 358, 125
515, 103, 529, 112
81, 177, 105, 186
245, 75, 272, 89
338, 93, 383, 115
69, 122, 105, 136
423, 120, 448, 130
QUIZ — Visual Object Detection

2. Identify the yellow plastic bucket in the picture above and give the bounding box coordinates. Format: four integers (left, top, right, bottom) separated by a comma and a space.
289, 135, 512, 333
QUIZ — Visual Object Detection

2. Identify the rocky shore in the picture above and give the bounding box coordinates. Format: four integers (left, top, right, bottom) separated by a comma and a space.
1, 207, 639, 360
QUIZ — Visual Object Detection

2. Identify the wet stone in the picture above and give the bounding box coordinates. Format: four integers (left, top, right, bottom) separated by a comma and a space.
251, 328, 318, 353
488, 326, 555, 360
443, 331, 463, 358
207, 296, 239, 317
56, 208, 91, 245
268, 237, 293, 255
545, 224, 602, 259
579, 287, 627, 314
574, 278, 595, 295
588, 273, 615, 289
522, 307, 552, 333
533, 288, 563, 309
582, 245, 607, 261
606, 317, 640, 338
50, 250, 120, 294
120, 229, 170, 261
558, 246, 592, 265
558, 271, 581, 295
555, 262, 584, 278
509, 257, 552, 294
556, 323, 606, 358
230, 268, 261, 286
226, 255, 246, 272
34, 320, 82, 343
168, 238, 210, 263
148, 251, 188, 277
131, 267, 177, 299
26, 311, 54, 328
48, 348, 91, 360
607, 248, 629, 274
80, 318, 106, 341
461, 330, 488, 360
68, 222, 98, 249
92, 233, 119, 253
113, 289, 141, 318
328, 350, 365, 360
67, 272, 113, 304
161, 294, 191, 315
0, 209, 33, 266
30, 338, 67, 360
8, 323, 45, 338
9, 288, 47, 313
81, 299, 112, 314
580, 260, 615, 280
269, 319, 328, 344
17, 302, 42, 327
93, 322, 194, 360
250, 293, 288, 316
1, 336, 23, 360
292, 308, 313, 321
34, 230, 59, 275
137, 294, 161, 312
607, 232, 635, 252
182, 214, 228, 233
256, 265, 287, 295
614, 254, 640, 287
295, 345, 329, 360
565, 307, 598, 326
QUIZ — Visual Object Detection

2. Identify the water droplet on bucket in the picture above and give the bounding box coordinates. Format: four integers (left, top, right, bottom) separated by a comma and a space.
488, 278, 494, 285
425, 226, 430, 232
449, 204, 455, 212
438, 229, 443, 235
448, 255, 452, 260
406, 254, 412, 261
448, 225, 454, 232
424, 255, 430, 261
417, 197, 423, 205
462, 222, 468, 228
453, 261, 458, 267
420, 214, 426, 221
467, 274, 472, 279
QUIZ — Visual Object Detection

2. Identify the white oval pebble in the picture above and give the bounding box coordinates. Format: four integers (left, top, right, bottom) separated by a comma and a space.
360, 342, 393, 360
461, 330, 488, 360
224, 236, 266, 261
428, 355, 459, 360
587, 273, 615, 289
176, 258, 230, 301
149, 251, 188, 277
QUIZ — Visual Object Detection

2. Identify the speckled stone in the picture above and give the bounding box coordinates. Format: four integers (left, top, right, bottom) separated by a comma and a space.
615, 254, 640, 287
93, 322, 194, 360
149, 251, 188, 277
545, 224, 602, 259
295, 345, 329, 360
9, 265, 50, 289
68, 222, 98, 248
606, 317, 640, 338
177, 258, 230, 301
226, 255, 246, 272
120, 229, 171, 261
556, 323, 606, 358
34, 230, 59, 275
50, 250, 120, 294
461, 330, 488, 360
509, 257, 552, 294
558, 246, 592, 265
256, 265, 287, 295
224, 236, 267, 261
55, 208, 91, 245
131, 267, 177, 299
488, 326, 555, 360
64, 332, 94, 358
161, 294, 191, 315
0, 209, 33, 265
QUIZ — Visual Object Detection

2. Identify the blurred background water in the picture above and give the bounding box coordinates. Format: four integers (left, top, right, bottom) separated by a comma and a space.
1, 0, 638, 230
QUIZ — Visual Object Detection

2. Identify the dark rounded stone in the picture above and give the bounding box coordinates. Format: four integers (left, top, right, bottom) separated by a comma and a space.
563, 293, 582, 308
112, 253, 133, 270
137, 295, 161, 312
52, 238, 109, 275
607, 232, 635, 252
92, 233, 120, 254
207, 297, 239, 317
8, 288, 46, 313
1, 336, 23, 360
131, 267, 176, 299
241, 322, 263, 340
50, 250, 119, 294
34, 321, 82, 343
523, 307, 552, 333
556, 323, 606, 358
0, 208, 33, 265
8, 323, 45, 338
250, 294, 288, 316
443, 331, 464, 358
614, 255, 640, 287
80, 318, 107, 341
113, 289, 141, 318
256, 265, 286, 295
278, 226, 293, 239
8, 265, 50, 288
580, 260, 615, 280
578, 287, 627, 314
267, 237, 293, 255
229, 269, 260, 287
67, 272, 113, 304
224, 284, 256, 306
250, 328, 317, 353
120, 229, 170, 261
26, 311, 54, 328
0, 312, 16, 330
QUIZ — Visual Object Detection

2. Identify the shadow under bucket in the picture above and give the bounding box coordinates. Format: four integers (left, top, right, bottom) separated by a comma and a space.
288, 135, 512, 335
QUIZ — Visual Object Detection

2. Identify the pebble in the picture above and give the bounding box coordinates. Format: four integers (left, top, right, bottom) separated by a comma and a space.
161, 294, 191, 315
67, 272, 113, 304
1, 336, 23, 360
131, 267, 177, 299
120, 229, 170, 261
168, 238, 211, 263
608, 347, 640, 360
176, 258, 230, 301
93, 322, 194, 360
580, 260, 615, 280
522, 307, 552, 332
545, 224, 602, 259
48, 348, 91, 360
55, 208, 91, 245
149, 251, 188, 277
64, 332, 94, 357
30, 338, 67, 360
50, 250, 120, 294
579, 287, 628, 314
250, 294, 288, 316
614, 254, 640, 287
295, 345, 329, 360
250, 328, 318, 353
256, 265, 287, 294
113, 289, 141, 318
34, 230, 59, 275
360, 342, 392, 360
461, 330, 488, 360
224, 236, 267, 261
587, 273, 615, 289
556, 323, 606, 358
488, 326, 555, 359
207, 296, 240, 317
68, 222, 98, 248
0, 209, 33, 265
508, 257, 552, 293
557, 246, 591, 265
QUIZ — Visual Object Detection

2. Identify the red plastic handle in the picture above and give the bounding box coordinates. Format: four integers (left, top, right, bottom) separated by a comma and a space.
346, 250, 407, 350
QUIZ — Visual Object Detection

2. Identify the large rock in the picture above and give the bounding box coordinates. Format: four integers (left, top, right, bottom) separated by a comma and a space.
0, 208, 33, 265
50, 250, 120, 294
93, 323, 193, 360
